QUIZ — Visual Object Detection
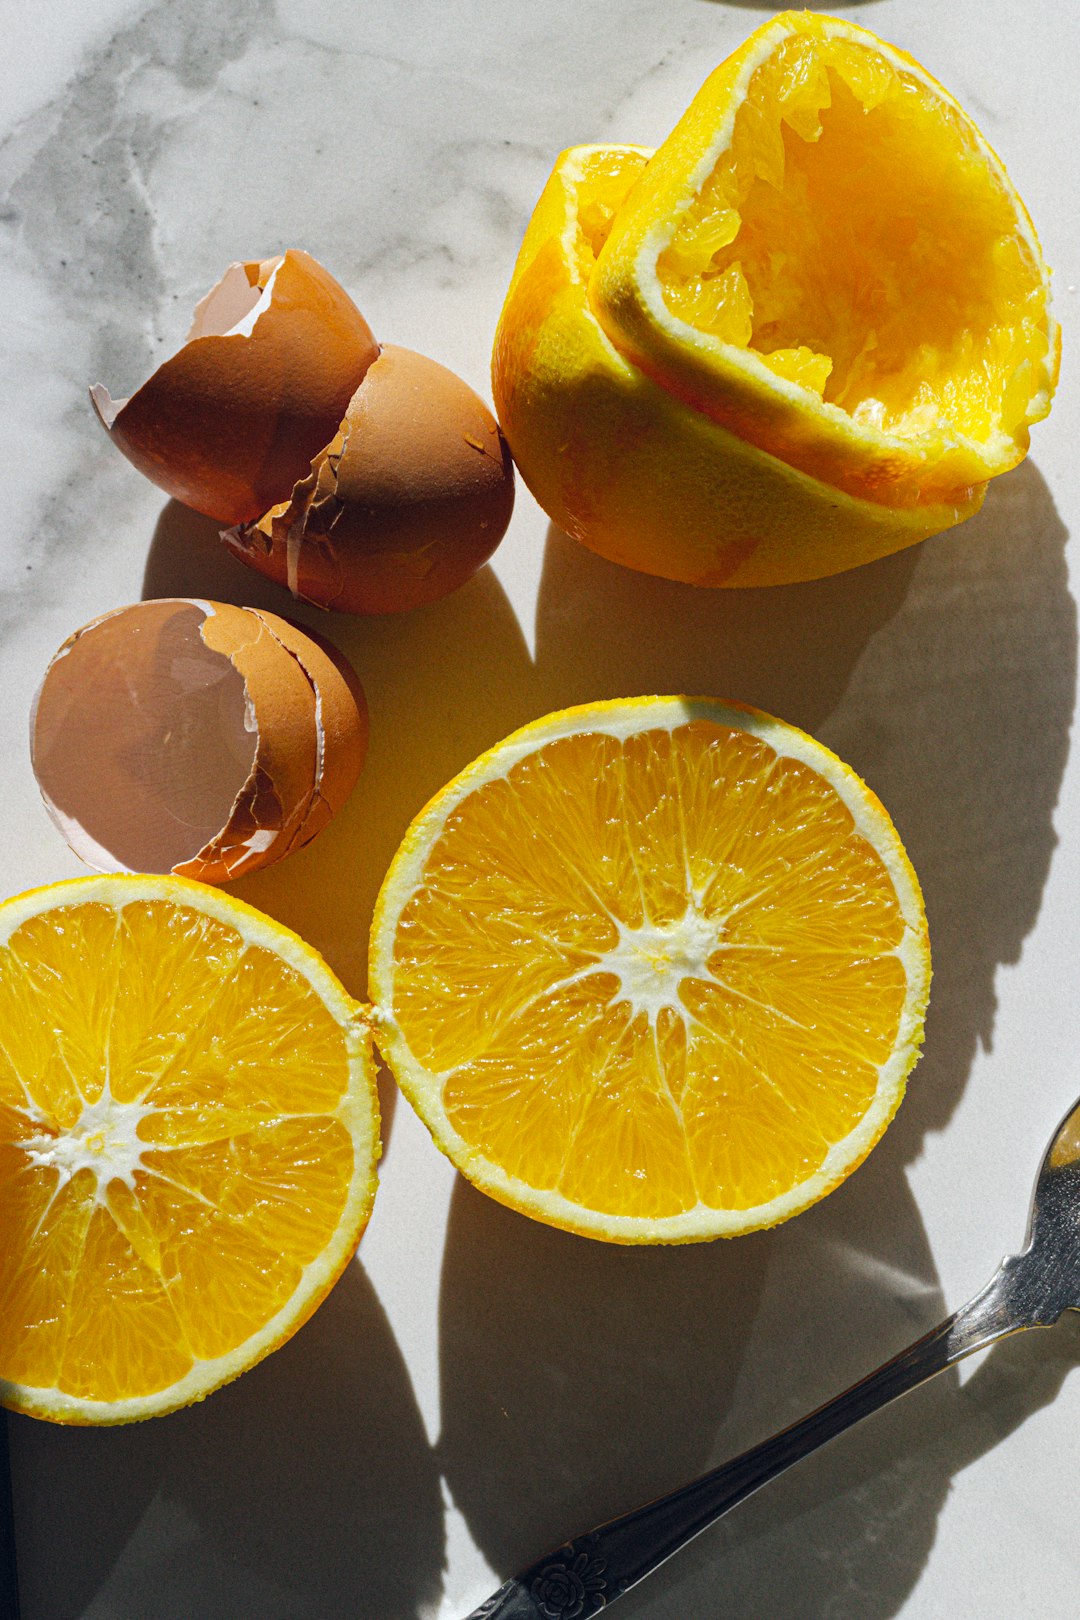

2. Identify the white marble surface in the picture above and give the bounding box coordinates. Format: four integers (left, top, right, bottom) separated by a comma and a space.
3, 0, 1080, 1615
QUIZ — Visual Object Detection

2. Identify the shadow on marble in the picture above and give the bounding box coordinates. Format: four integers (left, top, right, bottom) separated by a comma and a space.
9, 1262, 443, 1620
821, 461, 1075, 1166
529, 507, 919, 733
142, 501, 538, 1005
438, 1110, 953, 1616
628, 1310, 1080, 1620
143, 499, 541, 1157
437, 1175, 773, 1581
437, 458, 1073, 1617
141, 458, 1074, 1620
441, 1153, 1080, 1620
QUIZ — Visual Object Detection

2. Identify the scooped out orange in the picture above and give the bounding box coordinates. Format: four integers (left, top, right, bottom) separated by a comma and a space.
493, 12, 1058, 587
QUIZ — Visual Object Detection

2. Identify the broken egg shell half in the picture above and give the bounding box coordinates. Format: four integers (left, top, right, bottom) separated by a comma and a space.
90, 250, 379, 526
223, 344, 515, 615
31, 598, 368, 884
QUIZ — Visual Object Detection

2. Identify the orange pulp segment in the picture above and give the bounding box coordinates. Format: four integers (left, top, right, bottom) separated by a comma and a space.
493, 142, 982, 587
0, 875, 379, 1423
592, 11, 1057, 509
370, 698, 929, 1243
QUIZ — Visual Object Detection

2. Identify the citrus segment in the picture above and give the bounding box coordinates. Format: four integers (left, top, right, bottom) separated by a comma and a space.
371, 698, 929, 1243
0, 875, 379, 1423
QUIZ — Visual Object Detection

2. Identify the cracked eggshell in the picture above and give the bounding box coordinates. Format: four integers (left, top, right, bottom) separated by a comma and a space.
31, 599, 367, 885
90, 251, 379, 526
224, 344, 515, 614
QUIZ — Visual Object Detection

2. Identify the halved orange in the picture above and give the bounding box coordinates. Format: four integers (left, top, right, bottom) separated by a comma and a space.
370, 698, 929, 1243
493, 12, 1057, 586
0, 875, 379, 1424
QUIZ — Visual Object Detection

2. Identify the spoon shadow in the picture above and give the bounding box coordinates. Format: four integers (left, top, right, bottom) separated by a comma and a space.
625, 1303, 1080, 1620
438, 1177, 774, 1583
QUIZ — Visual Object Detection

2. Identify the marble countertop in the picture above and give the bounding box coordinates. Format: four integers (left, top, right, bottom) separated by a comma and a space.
4, 1, 1080, 1615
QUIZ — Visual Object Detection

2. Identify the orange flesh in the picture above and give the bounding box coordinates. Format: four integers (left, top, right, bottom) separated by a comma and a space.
0, 901, 355, 1402
574, 150, 648, 273
657, 35, 1049, 442
390, 723, 909, 1218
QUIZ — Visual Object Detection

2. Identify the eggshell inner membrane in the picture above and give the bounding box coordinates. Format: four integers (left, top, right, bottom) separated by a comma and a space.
31, 601, 258, 874
223, 345, 515, 614
185, 258, 280, 341
90, 250, 380, 525
187, 600, 319, 879
31, 599, 367, 883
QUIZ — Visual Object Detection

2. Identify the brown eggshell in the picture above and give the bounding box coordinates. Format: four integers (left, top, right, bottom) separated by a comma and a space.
90, 251, 379, 525
223, 344, 515, 613
245, 610, 368, 851
31, 599, 366, 884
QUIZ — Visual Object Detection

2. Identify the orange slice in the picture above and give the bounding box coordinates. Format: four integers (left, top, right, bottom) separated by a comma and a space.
493, 13, 1057, 586
0, 875, 379, 1424
370, 698, 929, 1244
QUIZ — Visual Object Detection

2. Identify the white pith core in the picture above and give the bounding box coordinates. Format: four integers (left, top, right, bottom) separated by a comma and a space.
593, 905, 719, 1028
21, 1083, 149, 1202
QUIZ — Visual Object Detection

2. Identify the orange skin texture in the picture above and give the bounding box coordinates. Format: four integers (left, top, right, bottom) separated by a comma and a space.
493, 146, 983, 589
589, 13, 1056, 508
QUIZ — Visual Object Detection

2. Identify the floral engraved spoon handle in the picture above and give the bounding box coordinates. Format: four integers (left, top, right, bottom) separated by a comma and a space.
465, 1096, 1080, 1618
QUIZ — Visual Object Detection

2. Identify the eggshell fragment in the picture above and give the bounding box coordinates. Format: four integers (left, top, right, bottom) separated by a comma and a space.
224, 344, 515, 614
90, 251, 379, 525
31, 599, 367, 883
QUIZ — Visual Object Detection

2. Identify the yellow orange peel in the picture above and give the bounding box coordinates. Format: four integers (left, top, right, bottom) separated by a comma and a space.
493, 12, 1058, 586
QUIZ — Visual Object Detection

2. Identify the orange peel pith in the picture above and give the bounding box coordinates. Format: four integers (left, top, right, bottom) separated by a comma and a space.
493, 13, 1057, 587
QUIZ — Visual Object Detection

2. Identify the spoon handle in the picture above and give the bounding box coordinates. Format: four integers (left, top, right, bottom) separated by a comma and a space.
465, 1265, 1026, 1619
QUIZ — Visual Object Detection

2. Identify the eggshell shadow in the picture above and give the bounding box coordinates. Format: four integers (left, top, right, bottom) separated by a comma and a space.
143, 500, 538, 1149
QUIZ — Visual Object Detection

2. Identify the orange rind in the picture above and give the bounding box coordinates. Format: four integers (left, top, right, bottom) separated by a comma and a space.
493, 13, 1058, 586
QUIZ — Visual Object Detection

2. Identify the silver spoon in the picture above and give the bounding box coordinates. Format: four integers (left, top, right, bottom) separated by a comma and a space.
467, 1093, 1080, 1618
